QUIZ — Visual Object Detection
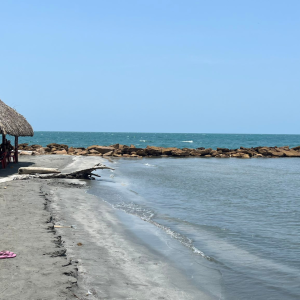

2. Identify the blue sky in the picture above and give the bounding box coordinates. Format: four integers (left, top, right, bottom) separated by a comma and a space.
0, 1, 299, 134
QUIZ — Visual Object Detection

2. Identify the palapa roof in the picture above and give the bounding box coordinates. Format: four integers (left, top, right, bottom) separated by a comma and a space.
0, 100, 34, 137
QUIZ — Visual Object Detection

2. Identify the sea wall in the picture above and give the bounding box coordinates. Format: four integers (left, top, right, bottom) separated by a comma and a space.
18, 143, 300, 158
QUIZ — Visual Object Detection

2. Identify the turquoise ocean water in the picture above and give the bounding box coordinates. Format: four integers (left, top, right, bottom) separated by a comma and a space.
17, 132, 300, 299
90, 157, 300, 300
16, 131, 300, 149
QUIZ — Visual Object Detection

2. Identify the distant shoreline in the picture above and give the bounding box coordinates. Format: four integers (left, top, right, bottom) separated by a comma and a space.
18, 143, 300, 158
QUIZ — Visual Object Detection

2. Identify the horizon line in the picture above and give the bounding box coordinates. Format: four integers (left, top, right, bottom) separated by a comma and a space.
29, 131, 300, 136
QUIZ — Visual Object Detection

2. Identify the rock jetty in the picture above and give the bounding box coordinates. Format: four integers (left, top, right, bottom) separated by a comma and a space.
17, 143, 300, 158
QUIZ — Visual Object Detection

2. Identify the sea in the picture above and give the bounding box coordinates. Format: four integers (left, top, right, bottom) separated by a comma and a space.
18, 132, 300, 299
15, 131, 300, 149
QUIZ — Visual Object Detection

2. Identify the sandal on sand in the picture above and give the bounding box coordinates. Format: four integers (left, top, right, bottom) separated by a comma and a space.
0, 251, 17, 259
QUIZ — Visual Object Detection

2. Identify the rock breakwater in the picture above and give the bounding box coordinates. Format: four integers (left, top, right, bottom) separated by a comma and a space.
18, 143, 300, 158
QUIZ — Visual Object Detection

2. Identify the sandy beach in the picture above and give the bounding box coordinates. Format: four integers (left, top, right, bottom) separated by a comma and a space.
1, 1, 299, 298
0, 155, 210, 300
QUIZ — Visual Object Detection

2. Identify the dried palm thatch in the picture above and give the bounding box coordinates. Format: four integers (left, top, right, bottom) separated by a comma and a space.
0, 99, 34, 137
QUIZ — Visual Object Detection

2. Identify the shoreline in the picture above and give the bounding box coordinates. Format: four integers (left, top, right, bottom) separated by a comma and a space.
0, 155, 213, 299
18, 143, 300, 158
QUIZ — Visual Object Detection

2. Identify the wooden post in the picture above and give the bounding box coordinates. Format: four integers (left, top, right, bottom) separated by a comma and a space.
1, 134, 6, 168
15, 136, 18, 163
2, 134, 6, 152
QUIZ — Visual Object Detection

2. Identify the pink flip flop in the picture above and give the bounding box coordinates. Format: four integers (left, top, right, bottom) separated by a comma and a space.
0, 251, 17, 259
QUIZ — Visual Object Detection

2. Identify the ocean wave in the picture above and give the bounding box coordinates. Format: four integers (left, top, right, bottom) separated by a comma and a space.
113, 202, 154, 221
140, 140, 146, 142
181, 140, 193, 143
150, 219, 211, 259
112, 201, 211, 260
144, 163, 155, 167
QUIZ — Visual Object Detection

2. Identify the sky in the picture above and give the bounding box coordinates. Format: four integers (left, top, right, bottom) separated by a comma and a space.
0, 1, 299, 134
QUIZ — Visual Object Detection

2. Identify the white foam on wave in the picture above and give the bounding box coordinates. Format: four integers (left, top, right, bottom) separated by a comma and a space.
112, 201, 210, 260
113, 202, 155, 221
182, 140, 193, 143
145, 163, 155, 167
140, 140, 146, 142
151, 220, 210, 259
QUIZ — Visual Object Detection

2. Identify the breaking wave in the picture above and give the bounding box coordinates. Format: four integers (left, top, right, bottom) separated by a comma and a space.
112, 201, 211, 260
144, 163, 156, 167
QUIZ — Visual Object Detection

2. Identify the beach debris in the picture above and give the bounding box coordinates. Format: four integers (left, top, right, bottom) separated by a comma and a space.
54, 225, 72, 228
86, 290, 92, 296
45, 249, 67, 257
14, 163, 113, 180
62, 260, 72, 267
54, 224, 77, 229
0, 251, 16, 259
65, 163, 113, 179
19, 150, 33, 155
77, 243, 83, 246
18, 167, 61, 174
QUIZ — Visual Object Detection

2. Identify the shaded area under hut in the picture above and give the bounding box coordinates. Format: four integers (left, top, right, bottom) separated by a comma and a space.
0, 99, 34, 167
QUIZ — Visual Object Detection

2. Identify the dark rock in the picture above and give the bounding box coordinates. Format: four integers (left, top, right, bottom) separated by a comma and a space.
79, 150, 88, 156
217, 148, 230, 152
111, 144, 120, 149
31, 144, 43, 149
128, 147, 143, 154
231, 153, 250, 158
198, 148, 212, 156
146, 146, 162, 156
19, 143, 29, 147
283, 149, 300, 157
171, 149, 190, 156
103, 151, 113, 156
46, 143, 68, 151
136, 149, 147, 156
189, 149, 202, 156
278, 146, 290, 150
210, 150, 218, 157
162, 147, 178, 155
291, 145, 300, 151
87, 145, 115, 154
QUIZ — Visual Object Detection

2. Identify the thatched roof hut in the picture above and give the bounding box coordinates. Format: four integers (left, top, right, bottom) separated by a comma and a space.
0, 99, 34, 137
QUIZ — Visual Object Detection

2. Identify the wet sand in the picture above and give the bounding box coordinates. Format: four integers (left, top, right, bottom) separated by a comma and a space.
0, 155, 210, 300
0, 155, 75, 300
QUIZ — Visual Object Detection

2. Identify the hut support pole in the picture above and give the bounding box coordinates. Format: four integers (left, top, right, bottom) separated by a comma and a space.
2, 134, 6, 152
15, 136, 18, 163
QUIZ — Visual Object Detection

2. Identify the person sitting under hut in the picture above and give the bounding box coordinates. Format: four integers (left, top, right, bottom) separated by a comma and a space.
3, 140, 15, 163
0, 142, 5, 154
6, 140, 14, 152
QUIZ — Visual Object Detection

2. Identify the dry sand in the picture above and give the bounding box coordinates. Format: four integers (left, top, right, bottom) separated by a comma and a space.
0, 155, 210, 300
